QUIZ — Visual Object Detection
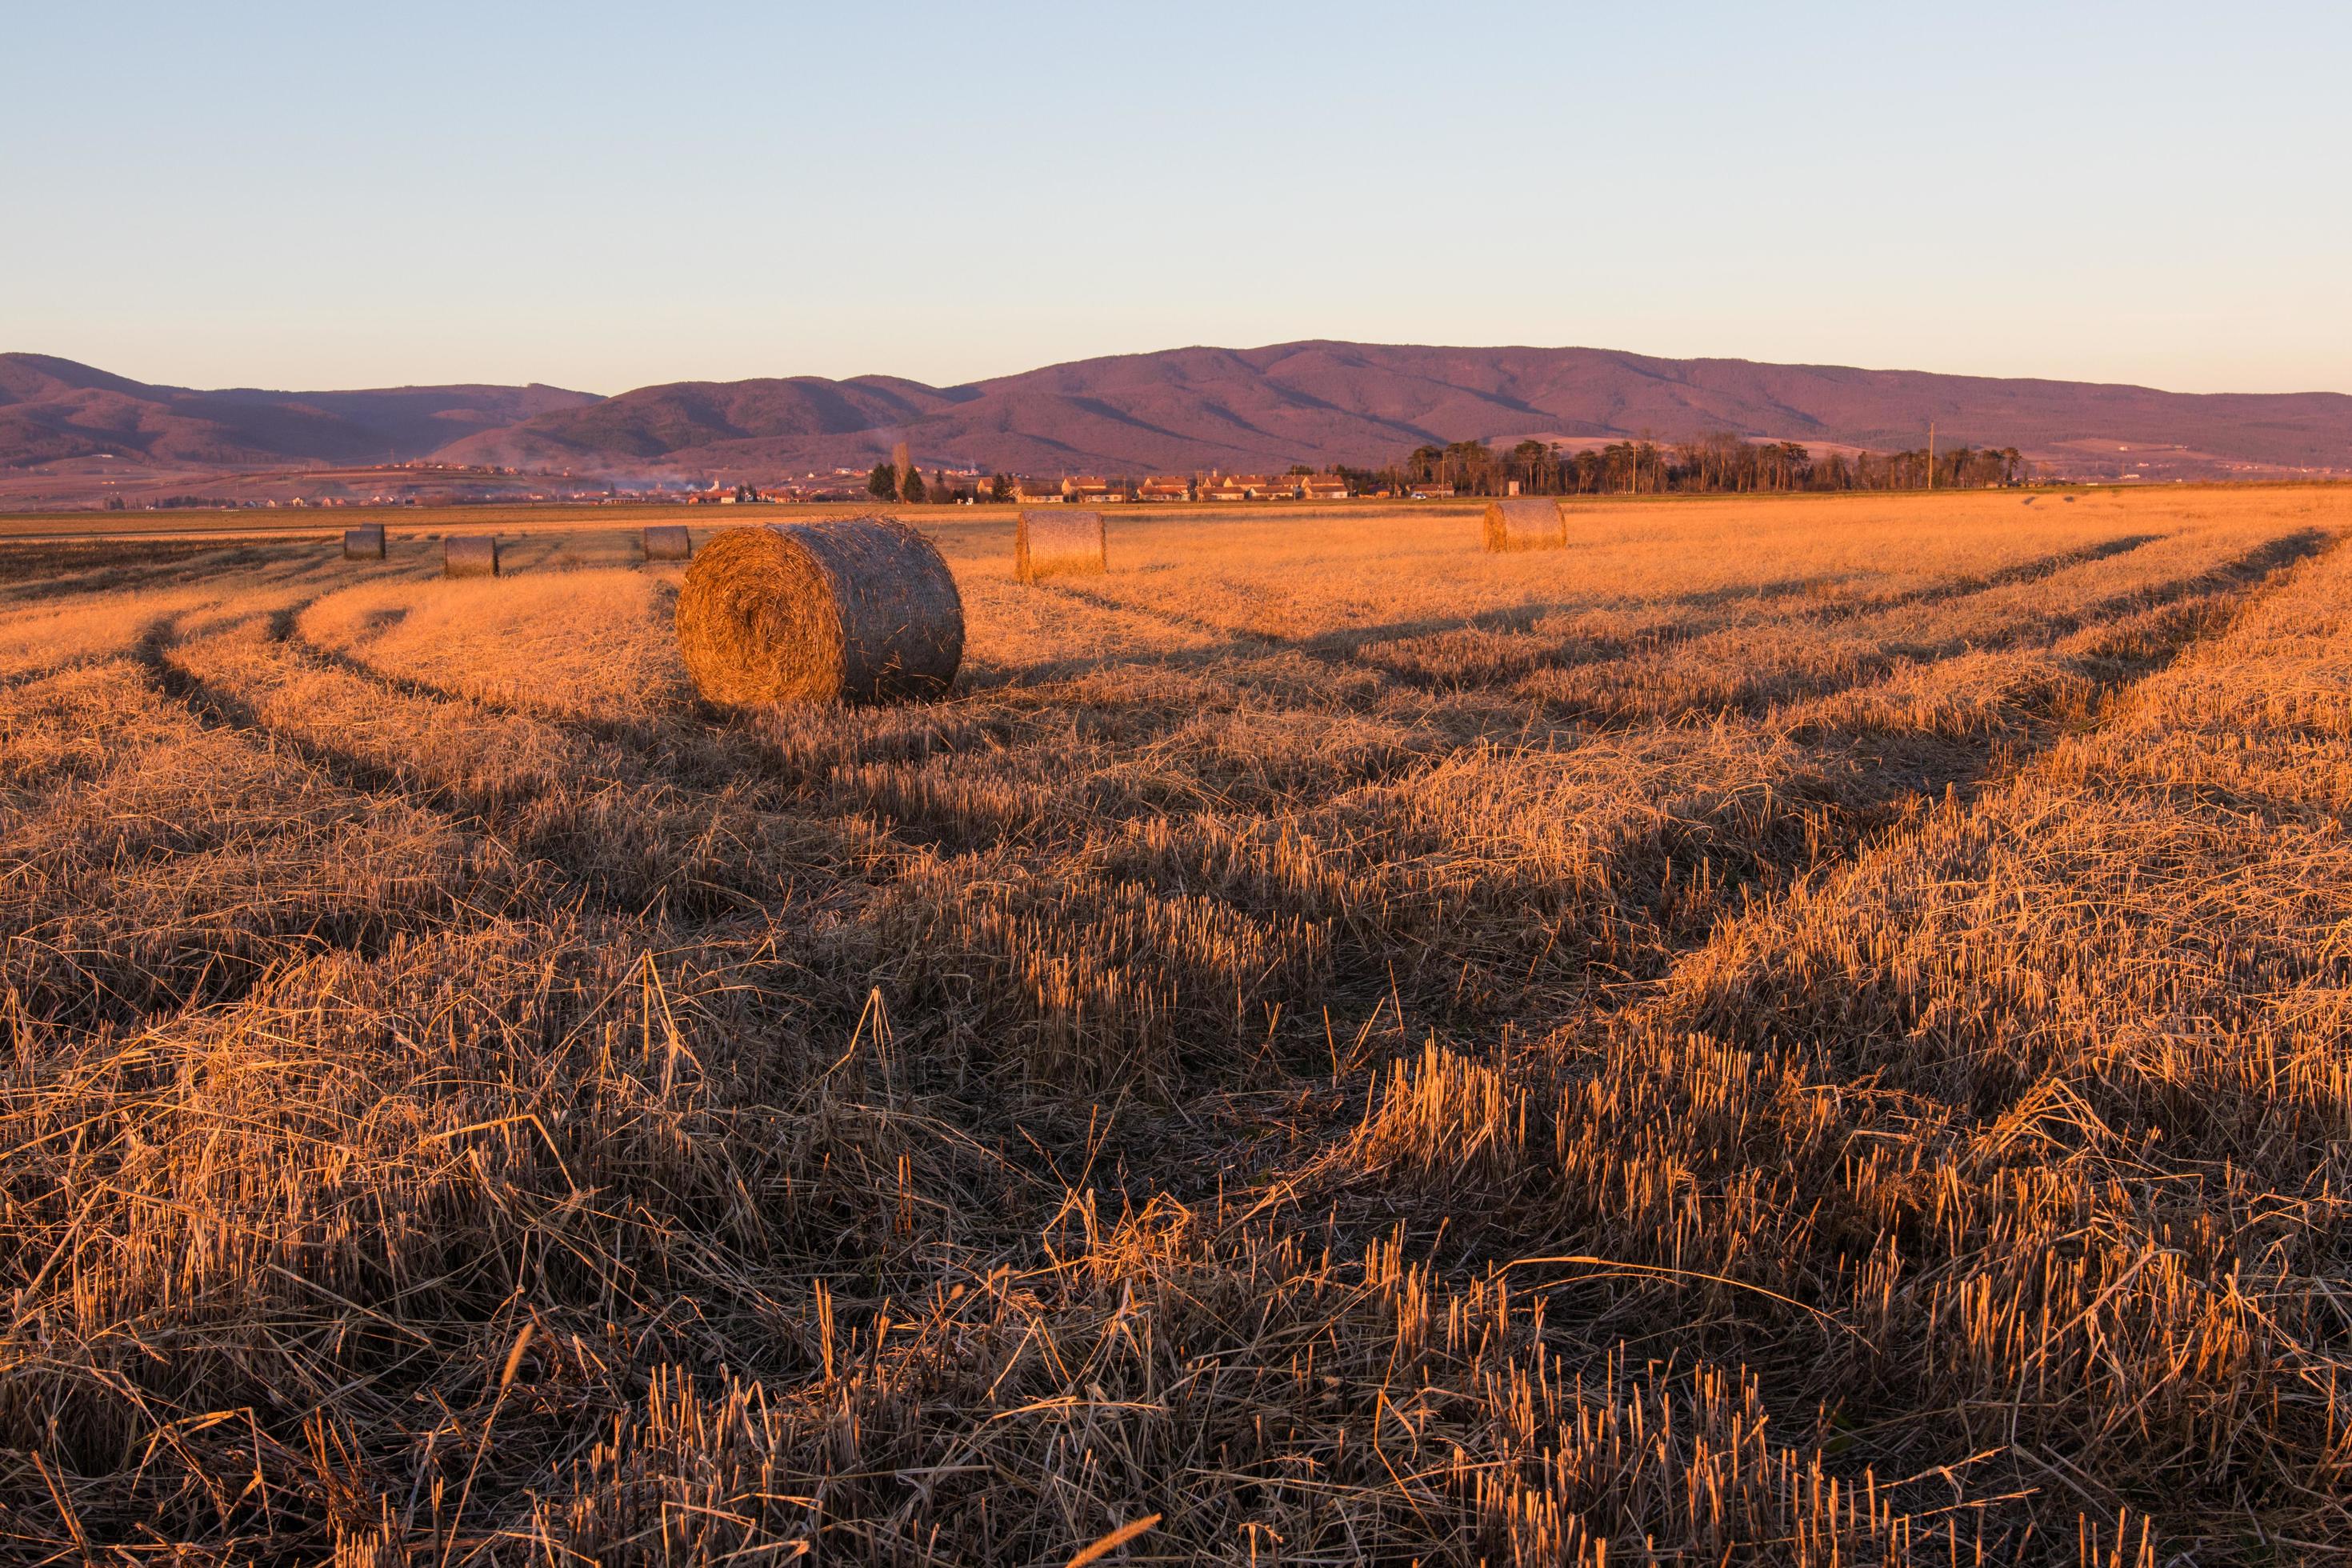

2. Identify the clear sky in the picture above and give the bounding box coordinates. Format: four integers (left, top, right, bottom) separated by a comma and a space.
8, 1, 2348, 396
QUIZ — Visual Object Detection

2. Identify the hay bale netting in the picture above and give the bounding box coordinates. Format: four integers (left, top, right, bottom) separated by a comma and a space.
444, 535, 499, 578
1014, 507, 1106, 581
642, 524, 693, 562
342, 524, 386, 560
1482, 497, 1569, 553
675, 518, 964, 706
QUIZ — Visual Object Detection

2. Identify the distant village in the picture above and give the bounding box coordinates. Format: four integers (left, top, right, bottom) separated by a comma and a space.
694, 442, 1429, 506
85, 462, 1410, 513
71, 431, 2246, 514
702, 468, 1382, 506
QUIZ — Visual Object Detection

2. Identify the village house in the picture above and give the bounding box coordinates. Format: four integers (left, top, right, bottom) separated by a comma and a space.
1062, 475, 1130, 503
1298, 474, 1349, 501
1012, 478, 1065, 503
1406, 478, 1456, 499
1233, 474, 1298, 499
1198, 475, 1253, 502
1137, 475, 1191, 502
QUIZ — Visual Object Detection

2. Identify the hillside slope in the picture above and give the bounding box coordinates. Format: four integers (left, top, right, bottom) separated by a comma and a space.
454, 342, 2352, 479
0, 354, 598, 468
6, 344, 2348, 486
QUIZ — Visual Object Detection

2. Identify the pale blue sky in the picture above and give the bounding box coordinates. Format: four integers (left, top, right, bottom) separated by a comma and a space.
7, 1, 2347, 395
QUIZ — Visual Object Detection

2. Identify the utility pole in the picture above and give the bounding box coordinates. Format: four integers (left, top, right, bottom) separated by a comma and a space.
1928, 422, 1936, 491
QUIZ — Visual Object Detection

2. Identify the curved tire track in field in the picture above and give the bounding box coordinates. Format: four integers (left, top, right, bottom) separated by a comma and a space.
275, 610, 1444, 861
1715, 531, 2340, 870
274, 614, 1015, 858
0, 654, 125, 695
274, 526, 2320, 929
1350, 530, 2173, 694
1286, 526, 2349, 1234
1224, 529, 2342, 1073
184, 534, 2331, 1109
1028, 534, 2171, 701
1514, 529, 2329, 730
1605, 527, 2347, 1012
138, 618, 494, 826
173, 611, 934, 918
270, 606, 689, 754
7, 638, 522, 1034
130, 614, 715, 922
0, 540, 318, 608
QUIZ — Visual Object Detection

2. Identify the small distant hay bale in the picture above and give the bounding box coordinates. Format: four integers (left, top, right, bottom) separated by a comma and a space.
342, 524, 386, 560
675, 517, 964, 706
1015, 508, 1106, 581
444, 535, 499, 578
642, 524, 692, 562
1482, 497, 1567, 552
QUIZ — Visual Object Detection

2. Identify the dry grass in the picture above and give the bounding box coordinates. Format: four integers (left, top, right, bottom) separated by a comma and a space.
2, 486, 2350, 1564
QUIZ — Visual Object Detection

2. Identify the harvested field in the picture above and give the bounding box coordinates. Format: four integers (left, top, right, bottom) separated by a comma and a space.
2, 486, 2350, 1564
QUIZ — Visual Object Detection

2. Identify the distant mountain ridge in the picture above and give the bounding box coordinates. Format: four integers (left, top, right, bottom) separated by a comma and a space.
6, 343, 2349, 487
0, 354, 599, 470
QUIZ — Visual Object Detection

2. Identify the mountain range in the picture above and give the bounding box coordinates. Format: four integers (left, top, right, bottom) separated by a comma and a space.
6, 343, 2349, 497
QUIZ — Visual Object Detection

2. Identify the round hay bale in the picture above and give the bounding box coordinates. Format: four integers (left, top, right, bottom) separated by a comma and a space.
342, 524, 386, 560
1482, 497, 1567, 553
675, 517, 964, 706
444, 535, 499, 578
1015, 508, 1106, 581
642, 524, 693, 562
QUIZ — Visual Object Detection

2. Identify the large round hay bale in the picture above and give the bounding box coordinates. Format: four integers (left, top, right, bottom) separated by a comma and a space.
444, 535, 499, 578
1482, 497, 1567, 553
342, 524, 386, 560
642, 524, 692, 562
1015, 508, 1106, 581
675, 517, 964, 706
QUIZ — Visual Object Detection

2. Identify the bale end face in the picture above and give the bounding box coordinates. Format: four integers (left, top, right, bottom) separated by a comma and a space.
1482, 498, 1569, 553
642, 525, 692, 562
342, 525, 386, 561
675, 517, 964, 707
444, 536, 499, 578
1015, 508, 1106, 581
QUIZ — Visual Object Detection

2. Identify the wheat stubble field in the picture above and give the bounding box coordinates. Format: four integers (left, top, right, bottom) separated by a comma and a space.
3, 487, 2350, 1565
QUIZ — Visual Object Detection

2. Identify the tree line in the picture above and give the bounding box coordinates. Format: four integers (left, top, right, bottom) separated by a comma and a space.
1368, 433, 2027, 497
866, 464, 1016, 504
847, 432, 2026, 505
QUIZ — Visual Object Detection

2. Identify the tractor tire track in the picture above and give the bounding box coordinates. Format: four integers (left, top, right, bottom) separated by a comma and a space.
130, 616, 694, 923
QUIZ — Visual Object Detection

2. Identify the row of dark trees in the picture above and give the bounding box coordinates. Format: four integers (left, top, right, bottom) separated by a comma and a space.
1381, 434, 2027, 497
847, 434, 2026, 506
864, 464, 1018, 503
98, 494, 242, 510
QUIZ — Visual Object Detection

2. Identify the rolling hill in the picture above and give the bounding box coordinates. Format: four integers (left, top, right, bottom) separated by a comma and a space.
442, 343, 2352, 481
6, 344, 2349, 496
0, 354, 598, 470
